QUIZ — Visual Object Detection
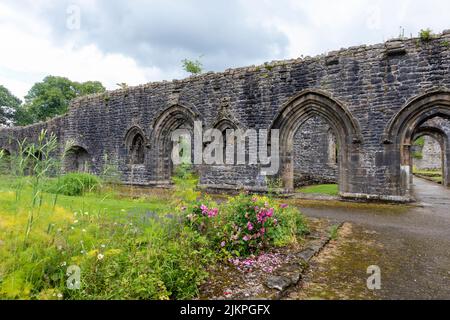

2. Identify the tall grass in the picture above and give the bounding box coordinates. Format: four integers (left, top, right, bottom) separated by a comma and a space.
0, 132, 309, 300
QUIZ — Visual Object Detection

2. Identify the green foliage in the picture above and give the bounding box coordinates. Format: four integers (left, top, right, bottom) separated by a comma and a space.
414, 136, 425, 147
0, 84, 22, 126
0, 185, 212, 299
419, 29, 434, 42
220, 194, 307, 255
412, 151, 423, 160
182, 58, 203, 75
265, 176, 283, 197
47, 173, 101, 196
183, 193, 308, 258
17, 76, 105, 126
0, 133, 309, 300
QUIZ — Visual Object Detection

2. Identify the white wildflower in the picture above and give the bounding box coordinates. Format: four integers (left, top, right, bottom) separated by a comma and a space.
97, 253, 104, 260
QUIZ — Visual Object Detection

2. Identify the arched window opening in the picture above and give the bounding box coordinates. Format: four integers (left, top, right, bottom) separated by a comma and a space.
293, 116, 339, 188
65, 146, 91, 173
412, 134, 444, 185
130, 134, 145, 165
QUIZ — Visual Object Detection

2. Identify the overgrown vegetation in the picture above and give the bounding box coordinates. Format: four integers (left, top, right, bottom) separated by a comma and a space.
0, 132, 309, 300
46, 173, 101, 196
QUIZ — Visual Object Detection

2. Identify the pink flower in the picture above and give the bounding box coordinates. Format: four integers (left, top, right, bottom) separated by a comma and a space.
273, 219, 278, 225
280, 204, 289, 209
208, 208, 218, 218
243, 235, 250, 242
260, 227, 266, 234
221, 241, 226, 247
247, 221, 254, 231
266, 208, 274, 218
252, 197, 258, 202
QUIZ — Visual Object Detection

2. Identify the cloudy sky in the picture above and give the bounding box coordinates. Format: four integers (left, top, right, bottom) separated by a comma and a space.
1, 0, 450, 100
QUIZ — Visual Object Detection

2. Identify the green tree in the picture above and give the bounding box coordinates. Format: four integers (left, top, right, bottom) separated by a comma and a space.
0, 85, 21, 126
18, 76, 106, 126
77, 81, 106, 95
182, 57, 203, 75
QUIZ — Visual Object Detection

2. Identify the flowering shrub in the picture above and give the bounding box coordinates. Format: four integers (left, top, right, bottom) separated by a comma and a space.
185, 203, 219, 233
217, 194, 308, 257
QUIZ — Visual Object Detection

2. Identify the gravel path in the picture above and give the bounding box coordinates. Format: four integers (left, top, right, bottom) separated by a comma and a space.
296, 177, 450, 300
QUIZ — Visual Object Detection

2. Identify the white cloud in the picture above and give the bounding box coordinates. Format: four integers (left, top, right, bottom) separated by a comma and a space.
1, 0, 450, 99
0, 2, 180, 99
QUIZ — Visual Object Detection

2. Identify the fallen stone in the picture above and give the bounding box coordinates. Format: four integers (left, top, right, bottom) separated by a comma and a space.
266, 275, 292, 291
297, 248, 316, 262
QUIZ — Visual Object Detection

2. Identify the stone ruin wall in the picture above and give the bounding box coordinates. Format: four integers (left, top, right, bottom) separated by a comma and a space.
2, 30, 450, 200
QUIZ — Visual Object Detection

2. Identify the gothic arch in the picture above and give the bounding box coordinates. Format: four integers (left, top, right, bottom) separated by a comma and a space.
383, 90, 450, 146
413, 126, 449, 187
125, 126, 147, 165
151, 105, 200, 182
383, 90, 450, 194
270, 89, 362, 192
213, 118, 238, 132
64, 145, 91, 173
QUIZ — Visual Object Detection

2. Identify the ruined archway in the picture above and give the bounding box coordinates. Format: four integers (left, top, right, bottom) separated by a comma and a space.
271, 89, 362, 193
64, 146, 91, 173
412, 126, 448, 187
151, 105, 200, 182
292, 116, 339, 188
125, 127, 147, 165
383, 90, 450, 196
213, 118, 238, 164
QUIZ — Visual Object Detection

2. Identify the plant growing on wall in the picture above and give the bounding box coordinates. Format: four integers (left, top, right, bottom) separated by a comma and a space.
182, 57, 203, 75
419, 28, 434, 42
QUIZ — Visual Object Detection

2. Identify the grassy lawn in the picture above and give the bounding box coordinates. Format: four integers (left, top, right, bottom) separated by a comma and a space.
296, 184, 339, 196
412, 168, 442, 184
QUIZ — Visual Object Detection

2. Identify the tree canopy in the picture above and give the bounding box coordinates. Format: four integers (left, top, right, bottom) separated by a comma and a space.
15, 76, 106, 126
0, 85, 22, 127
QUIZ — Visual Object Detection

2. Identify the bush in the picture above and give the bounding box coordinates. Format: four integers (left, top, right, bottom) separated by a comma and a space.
183, 193, 309, 258
48, 173, 101, 196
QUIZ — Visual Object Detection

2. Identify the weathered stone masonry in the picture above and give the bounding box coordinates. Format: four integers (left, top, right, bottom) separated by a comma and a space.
2, 31, 450, 202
